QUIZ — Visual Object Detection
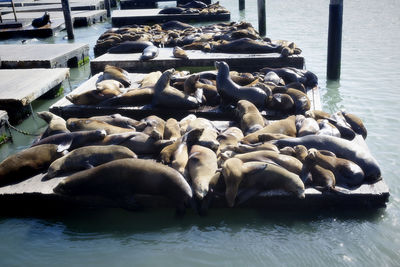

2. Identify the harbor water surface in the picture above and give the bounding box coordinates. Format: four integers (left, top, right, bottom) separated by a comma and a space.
1, 0, 400, 266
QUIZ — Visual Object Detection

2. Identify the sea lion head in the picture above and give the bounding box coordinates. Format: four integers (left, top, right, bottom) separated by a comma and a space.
222, 158, 244, 207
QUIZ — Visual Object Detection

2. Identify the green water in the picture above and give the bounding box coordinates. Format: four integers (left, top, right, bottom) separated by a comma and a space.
1, 0, 400, 265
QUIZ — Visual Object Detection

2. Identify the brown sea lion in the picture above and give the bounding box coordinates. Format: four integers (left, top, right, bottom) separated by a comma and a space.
316, 119, 341, 137
266, 93, 295, 113
141, 115, 165, 140
222, 158, 305, 207
235, 99, 266, 135
164, 118, 181, 141
258, 133, 293, 142
45, 145, 137, 180
297, 117, 320, 137
272, 87, 310, 114
220, 142, 279, 154
107, 41, 153, 55
217, 127, 244, 153
66, 87, 121, 106
212, 38, 280, 54
173, 46, 189, 59
102, 65, 131, 87
0, 144, 65, 187
99, 87, 154, 107
53, 158, 193, 213
89, 114, 146, 131
96, 79, 125, 92
118, 132, 173, 155
305, 110, 331, 120
37, 111, 69, 139
341, 111, 367, 139
67, 118, 135, 135
140, 71, 162, 88
215, 61, 268, 108
241, 115, 296, 144
187, 118, 219, 151
188, 145, 218, 199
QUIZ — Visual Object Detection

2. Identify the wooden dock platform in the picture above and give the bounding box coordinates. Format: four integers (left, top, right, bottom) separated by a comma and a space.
0, 1, 103, 14
0, 43, 89, 69
0, 10, 107, 27
111, 9, 230, 27
0, 0, 104, 8
0, 18, 64, 39
120, 0, 212, 9
90, 48, 304, 74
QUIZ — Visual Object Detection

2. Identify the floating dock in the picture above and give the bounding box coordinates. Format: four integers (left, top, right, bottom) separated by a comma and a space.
49, 71, 318, 121
90, 48, 304, 74
0, 43, 89, 69
0, 1, 103, 14
111, 9, 230, 27
0, 10, 107, 27
0, 68, 69, 121
0, 0, 104, 8
120, 0, 211, 9
0, 18, 64, 39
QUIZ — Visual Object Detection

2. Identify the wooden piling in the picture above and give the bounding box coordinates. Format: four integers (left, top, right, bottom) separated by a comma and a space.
327, 0, 343, 80
61, 0, 75, 40
257, 0, 266, 36
239, 0, 245, 10
104, 0, 111, 17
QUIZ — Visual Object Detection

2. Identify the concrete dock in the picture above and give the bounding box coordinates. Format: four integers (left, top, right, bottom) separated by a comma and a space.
120, 0, 212, 9
0, 0, 104, 8
0, 18, 64, 39
0, 1, 103, 14
0, 10, 107, 27
111, 9, 230, 27
0, 44, 89, 69
90, 48, 304, 74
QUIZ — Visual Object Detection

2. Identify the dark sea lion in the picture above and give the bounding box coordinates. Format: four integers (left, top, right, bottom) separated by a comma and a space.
272, 87, 310, 114
152, 68, 200, 109
230, 72, 257, 86
107, 41, 153, 54
260, 67, 318, 88
66, 87, 121, 106
306, 148, 365, 187
164, 118, 181, 141
45, 145, 137, 180
67, 118, 135, 135
140, 45, 159, 60
99, 87, 154, 107
222, 158, 305, 207
235, 100, 266, 135
0, 144, 65, 187
242, 115, 296, 144
212, 38, 280, 54
118, 132, 172, 155
31, 130, 107, 151
53, 158, 193, 213
266, 93, 295, 113
89, 114, 146, 131
341, 111, 367, 139
161, 21, 194, 31
179, 0, 207, 8
159, 7, 185, 14
37, 111, 69, 139
173, 46, 189, 59
184, 74, 200, 95
102, 65, 131, 87
188, 145, 218, 199
264, 71, 284, 85
31, 11, 51, 28
215, 61, 268, 108
273, 135, 381, 181
141, 115, 165, 140
328, 112, 356, 140
317, 119, 340, 137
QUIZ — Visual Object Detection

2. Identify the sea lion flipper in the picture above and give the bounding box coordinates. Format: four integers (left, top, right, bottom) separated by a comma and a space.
57, 137, 73, 152
83, 161, 94, 170
236, 187, 263, 206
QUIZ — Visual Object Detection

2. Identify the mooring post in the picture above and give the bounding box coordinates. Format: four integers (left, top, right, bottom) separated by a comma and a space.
327, 0, 343, 80
104, 0, 111, 18
257, 0, 266, 36
61, 0, 75, 40
239, 0, 245, 10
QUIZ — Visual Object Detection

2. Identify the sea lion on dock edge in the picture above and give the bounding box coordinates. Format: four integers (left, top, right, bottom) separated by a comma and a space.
31, 12, 51, 28
44, 145, 137, 180
341, 111, 367, 139
102, 65, 131, 87
222, 158, 305, 207
140, 45, 159, 60
0, 144, 65, 187
107, 41, 154, 54
37, 111, 69, 140
173, 46, 189, 59
53, 158, 193, 214
215, 61, 268, 108
66, 87, 121, 106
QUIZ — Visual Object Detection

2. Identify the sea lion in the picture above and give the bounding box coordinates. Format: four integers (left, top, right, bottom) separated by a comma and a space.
140, 45, 159, 60
164, 118, 181, 141
118, 132, 172, 155
297, 117, 320, 137
217, 127, 244, 153
260, 67, 318, 88
66, 87, 121, 106
221, 142, 279, 154
188, 145, 218, 199
89, 114, 146, 131
235, 100, 266, 135
0, 144, 65, 187
102, 65, 131, 87
96, 79, 125, 91
306, 148, 365, 187
140, 71, 162, 87
67, 118, 135, 135
107, 41, 153, 54
31, 130, 107, 151
183, 74, 200, 95
212, 38, 280, 54
273, 135, 381, 181
37, 111, 69, 139
45, 145, 137, 180
341, 111, 367, 139
272, 87, 310, 114
328, 112, 356, 140
305, 110, 331, 120
31, 12, 51, 28
222, 158, 305, 207
141, 115, 165, 140
264, 71, 284, 85
161, 20, 194, 31
316, 119, 340, 137
187, 118, 219, 151
99, 87, 154, 107
215, 61, 268, 108
257, 133, 293, 142
241, 115, 296, 144
179, 0, 207, 8
266, 93, 295, 113
159, 7, 185, 14
152, 69, 200, 109
173, 46, 189, 59
53, 158, 193, 213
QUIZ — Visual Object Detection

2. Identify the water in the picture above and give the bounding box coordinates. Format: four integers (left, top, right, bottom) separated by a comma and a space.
1, 0, 400, 265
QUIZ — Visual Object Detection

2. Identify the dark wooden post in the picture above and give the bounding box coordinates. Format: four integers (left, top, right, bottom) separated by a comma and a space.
104, 0, 111, 18
327, 0, 343, 80
257, 0, 266, 36
239, 0, 245, 10
61, 0, 74, 40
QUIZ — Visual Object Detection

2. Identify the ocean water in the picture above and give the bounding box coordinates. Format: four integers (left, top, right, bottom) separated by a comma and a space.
1, 0, 400, 266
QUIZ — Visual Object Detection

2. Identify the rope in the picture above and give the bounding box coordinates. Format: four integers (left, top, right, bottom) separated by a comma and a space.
5, 120, 39, 136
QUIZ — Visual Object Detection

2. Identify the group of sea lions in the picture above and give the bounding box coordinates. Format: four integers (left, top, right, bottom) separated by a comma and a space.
94, 21, 301, 58
66, 62, 317, 117
0, 98, 381, 214
158, 1, 228, 15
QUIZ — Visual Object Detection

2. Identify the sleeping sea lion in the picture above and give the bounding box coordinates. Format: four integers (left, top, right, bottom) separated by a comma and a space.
37, 111, 69, 139
235, 99, 266, 135
103, 65, 131, 87
67, 118, 135, 135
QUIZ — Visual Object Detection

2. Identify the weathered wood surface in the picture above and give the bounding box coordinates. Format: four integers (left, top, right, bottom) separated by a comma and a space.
120, 0, 212, 9
111, 9, 230, 27
0, 43, 89, 68
0, 10, 106, 27
0, 18, 64, 39
0, 68, 69, 107
0, 2, 103, 14
91, 48, 304, 74
0, 0, 104, 8
50, 72, 318, 121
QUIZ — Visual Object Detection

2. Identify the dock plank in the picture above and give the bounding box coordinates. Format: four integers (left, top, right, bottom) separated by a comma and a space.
0, 43, 89, 68
91, 48, 304, 74
111, 9, 230, 27
0, 68, 69, 107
